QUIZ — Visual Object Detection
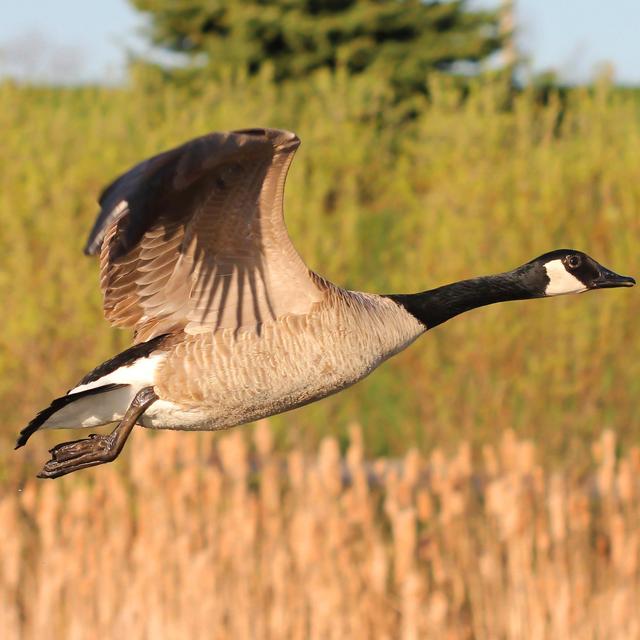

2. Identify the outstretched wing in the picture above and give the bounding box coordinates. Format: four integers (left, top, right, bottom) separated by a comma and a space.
86, 128, 323, 342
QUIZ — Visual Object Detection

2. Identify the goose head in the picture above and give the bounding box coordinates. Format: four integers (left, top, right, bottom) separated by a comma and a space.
387, 249, 634, 330
526, 249, 635, 297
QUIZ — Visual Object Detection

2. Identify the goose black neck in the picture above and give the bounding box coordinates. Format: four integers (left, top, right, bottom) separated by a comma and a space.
388, 268, 542, 330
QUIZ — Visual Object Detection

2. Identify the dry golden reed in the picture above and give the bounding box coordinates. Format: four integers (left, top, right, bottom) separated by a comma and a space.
2, 424, 639, 639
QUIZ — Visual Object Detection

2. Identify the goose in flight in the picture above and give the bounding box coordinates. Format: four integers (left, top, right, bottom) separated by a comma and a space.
16, 128, 635, 478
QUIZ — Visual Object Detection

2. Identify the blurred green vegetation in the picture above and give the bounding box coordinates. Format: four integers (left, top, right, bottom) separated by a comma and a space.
1, 71, 638, 466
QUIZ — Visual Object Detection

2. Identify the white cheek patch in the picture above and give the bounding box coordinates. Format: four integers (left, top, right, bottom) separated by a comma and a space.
544, 259, 587, 296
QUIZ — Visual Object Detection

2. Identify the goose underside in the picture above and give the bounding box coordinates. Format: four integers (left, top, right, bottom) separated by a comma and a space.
139, 375, 362, 432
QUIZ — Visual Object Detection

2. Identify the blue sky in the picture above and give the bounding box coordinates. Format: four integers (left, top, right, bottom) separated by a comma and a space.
1, 0, 638, 85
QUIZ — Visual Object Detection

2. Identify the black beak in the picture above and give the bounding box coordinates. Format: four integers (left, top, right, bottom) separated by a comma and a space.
591, 266, 636, 289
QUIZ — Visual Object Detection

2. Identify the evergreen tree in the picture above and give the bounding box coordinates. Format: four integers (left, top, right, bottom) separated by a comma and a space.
131, 0, 503, 96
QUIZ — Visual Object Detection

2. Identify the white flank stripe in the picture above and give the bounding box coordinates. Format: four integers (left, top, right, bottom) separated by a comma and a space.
71, 353, 165, 394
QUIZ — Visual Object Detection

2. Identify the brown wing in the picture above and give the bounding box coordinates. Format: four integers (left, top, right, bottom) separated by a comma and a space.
86, 128, 323, 342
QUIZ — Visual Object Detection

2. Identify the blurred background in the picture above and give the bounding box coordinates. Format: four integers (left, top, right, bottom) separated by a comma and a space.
1, 2, 639, 638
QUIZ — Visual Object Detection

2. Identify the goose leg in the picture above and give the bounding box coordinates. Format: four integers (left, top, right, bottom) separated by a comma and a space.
37, 387, 158, 479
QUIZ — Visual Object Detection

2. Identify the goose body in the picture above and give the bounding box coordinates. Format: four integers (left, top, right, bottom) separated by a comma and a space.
128, 289, 422, 432
16, 128, 634, 478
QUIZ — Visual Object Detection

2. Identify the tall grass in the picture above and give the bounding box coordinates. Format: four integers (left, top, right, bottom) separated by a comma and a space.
0, 73, 638, 459
2, 425, 639, 639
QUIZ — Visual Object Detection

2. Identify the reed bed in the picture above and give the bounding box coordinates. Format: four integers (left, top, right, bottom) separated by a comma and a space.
2, 424, 639, 639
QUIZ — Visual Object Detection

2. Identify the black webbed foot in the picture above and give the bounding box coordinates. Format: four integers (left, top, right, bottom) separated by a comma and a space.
36, 386, 158, 479
38, 434, 118, 479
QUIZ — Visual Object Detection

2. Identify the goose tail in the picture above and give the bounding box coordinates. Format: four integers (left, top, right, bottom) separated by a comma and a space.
15, 334, 170, 449
15, 384, 129, 448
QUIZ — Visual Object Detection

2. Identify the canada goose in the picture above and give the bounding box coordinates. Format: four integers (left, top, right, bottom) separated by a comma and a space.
16, 128, 635, 478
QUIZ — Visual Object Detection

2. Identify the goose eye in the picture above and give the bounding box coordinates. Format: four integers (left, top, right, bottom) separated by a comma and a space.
567, 255, 582, 269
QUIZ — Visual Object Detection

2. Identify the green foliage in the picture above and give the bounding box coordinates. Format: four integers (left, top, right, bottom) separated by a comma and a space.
129, 0, 502, 99
1, 74, 639, 466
